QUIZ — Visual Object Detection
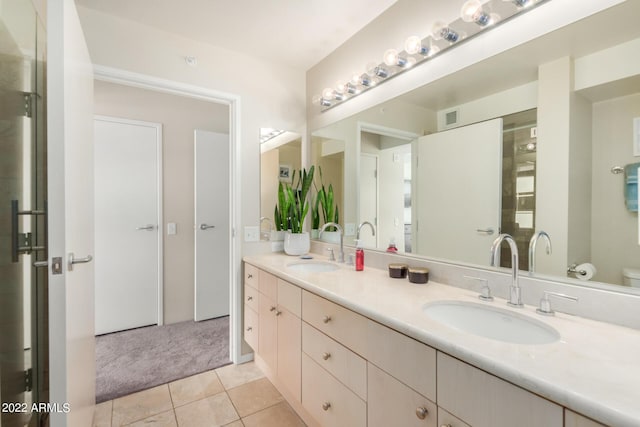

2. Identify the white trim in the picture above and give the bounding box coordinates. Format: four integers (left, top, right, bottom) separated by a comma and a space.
93, 65, 244, 364
93, 115, 164, 327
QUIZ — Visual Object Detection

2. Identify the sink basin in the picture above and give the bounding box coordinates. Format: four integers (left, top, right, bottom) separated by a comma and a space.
286, 261, 339, 273
422, 301, 560, 345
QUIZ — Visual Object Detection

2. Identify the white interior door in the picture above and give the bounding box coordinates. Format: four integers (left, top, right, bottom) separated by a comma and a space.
47, 1, 96, 425
94, 116, 162, 335
359, 153, 378, 248
195, 130, 230, 321
416, 118, 503, 265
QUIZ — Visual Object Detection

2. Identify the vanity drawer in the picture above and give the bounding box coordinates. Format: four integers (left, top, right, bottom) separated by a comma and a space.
366, 319, 436, 401
244, 283, 259, 313
302, 353, 366, 427
437, 352, 562, 427
244, 263, 259, 289
277, 279, 301, 317
259, 269, 278, 300
243, 305, 259, 351
564, 410, 606, 427
302, 291, 367, 356
368, 362, 437, 427
302, 322, 367, 400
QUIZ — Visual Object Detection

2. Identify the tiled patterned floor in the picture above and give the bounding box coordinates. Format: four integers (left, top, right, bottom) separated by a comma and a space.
93, 361, 307, 427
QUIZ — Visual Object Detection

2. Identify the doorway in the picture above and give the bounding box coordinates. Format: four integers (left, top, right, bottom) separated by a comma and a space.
91, 74, 240, 401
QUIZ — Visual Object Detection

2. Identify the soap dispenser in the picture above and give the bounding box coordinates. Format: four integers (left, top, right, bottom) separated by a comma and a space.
355, 240, 364, 271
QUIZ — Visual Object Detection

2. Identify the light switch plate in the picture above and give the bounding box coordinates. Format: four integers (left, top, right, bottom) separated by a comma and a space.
167, 223, 177, 235
344, 223, 356, 236
244, 226, 260, 242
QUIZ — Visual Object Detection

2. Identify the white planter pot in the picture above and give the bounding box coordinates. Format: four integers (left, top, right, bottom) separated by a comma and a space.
284, 232, 310, 256
320, 230, 341, 244
311, 229, 319, 239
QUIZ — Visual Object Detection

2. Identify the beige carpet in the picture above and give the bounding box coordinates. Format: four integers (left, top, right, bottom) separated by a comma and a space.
95, 316, 231, 402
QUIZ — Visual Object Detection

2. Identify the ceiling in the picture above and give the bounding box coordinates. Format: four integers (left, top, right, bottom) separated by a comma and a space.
75, 0, 399, 71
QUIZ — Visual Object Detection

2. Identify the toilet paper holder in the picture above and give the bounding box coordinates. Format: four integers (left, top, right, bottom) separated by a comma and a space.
567, 263, 588, 277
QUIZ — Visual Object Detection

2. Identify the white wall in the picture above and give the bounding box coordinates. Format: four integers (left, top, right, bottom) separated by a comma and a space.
76, 6, 307, 256
93, 80, 229, 324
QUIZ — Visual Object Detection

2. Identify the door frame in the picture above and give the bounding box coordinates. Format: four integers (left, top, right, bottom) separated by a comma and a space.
93, 65, 246, 363
94, 114, 164, 327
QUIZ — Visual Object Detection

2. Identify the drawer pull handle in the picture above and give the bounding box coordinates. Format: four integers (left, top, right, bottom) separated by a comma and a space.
246, 327, 252, 332
323, 315, 332, 324
248, 273, 253, 279
247, 296, 253, 301
275, 310, 282, 316
416, 406, 428, 420
322, 402, 331, 411
440, 425, 452, 427
322, 352, 331, 360
270, 306, 277, 312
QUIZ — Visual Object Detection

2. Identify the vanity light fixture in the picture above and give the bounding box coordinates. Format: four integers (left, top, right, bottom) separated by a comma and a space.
314, 0, 550, 111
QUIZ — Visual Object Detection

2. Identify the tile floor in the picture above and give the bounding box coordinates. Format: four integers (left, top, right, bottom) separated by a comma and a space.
93, 361, 307, 427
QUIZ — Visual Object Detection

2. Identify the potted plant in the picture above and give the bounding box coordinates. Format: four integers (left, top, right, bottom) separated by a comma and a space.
315, 167, 340, 243
283, 166, 314, 255
311, 193, 321, 239
273, 181, 290, 242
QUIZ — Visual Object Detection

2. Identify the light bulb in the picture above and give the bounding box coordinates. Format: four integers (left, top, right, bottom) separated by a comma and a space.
351, 72, 361, 85
322, 88, 334, 100
461, 0, 491, 26
504, 0, 533, 7
335, 81, 346, 94
360, 74, 373, 87
345, 82, 358, 94
383, 49, 399, 66
404, 36, 422, 55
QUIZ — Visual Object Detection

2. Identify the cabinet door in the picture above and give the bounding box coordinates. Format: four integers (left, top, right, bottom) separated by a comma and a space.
368, 363, 437, 427
438, 407, 470, 427
437, 352, 562, 427
277, 306, 301, 402
243, 305, 259, 351
565, 410, 606, 427
302, 354, 366, 427
258, 294, 278, 372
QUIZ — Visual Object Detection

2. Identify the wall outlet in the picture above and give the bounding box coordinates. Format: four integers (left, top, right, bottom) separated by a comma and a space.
344, 223, 356, 236
244, 226, 260, 242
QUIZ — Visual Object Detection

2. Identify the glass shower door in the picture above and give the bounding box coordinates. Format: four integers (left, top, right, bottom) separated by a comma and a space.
1, 1, 48, 426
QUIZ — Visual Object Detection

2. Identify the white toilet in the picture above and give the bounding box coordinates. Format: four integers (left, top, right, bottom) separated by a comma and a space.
622, 268, 640, 287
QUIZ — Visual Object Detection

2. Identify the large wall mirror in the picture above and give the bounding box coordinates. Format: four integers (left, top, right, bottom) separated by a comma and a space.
307, 1, 640, 292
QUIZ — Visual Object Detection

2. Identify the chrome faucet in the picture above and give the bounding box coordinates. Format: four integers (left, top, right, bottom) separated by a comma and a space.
319, 222, 344, 263
259, 217, 274, 241
490, 233, 523, 307
528, 230, 552, 274
356, 221, 376, 240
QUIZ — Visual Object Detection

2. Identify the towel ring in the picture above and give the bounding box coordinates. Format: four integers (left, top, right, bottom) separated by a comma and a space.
611, 166, 624, 174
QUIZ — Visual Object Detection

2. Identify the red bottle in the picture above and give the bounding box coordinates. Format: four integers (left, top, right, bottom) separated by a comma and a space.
355, 240, 364, 271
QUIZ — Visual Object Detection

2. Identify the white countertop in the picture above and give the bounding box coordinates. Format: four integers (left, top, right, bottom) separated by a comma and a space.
244, 253, 640, 427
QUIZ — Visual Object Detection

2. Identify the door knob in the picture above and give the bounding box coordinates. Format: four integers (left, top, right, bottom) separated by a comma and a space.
476, 227, 495, 235
136, 224, 155, 231
68, 252, 93, 271
200, 223, 215, 230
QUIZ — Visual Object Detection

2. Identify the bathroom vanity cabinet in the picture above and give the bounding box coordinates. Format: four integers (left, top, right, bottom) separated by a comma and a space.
243, 261, 609, 427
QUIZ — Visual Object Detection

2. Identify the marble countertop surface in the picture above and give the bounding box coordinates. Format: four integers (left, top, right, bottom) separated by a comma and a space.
244, 253, 640, 427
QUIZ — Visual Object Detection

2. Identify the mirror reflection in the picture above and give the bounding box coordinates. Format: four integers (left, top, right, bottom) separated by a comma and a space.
305, 2, 640, 291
